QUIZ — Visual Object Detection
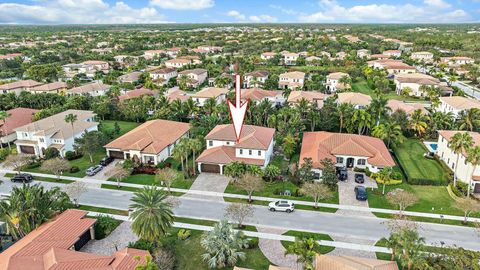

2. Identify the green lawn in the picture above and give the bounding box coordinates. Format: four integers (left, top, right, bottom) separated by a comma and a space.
4, 173, 74, 184
223, 197, 338, 213
78, 204, 129, 216
394, 139, 448, 185
163, 229, 271, 270
174, 216, 257, 232
281, 230, 335, 254
351, 80, 423, 102
368, 183, 479, 218
109, 173, 193, 189
225, 180, 339, 205
100, 120, 140, 139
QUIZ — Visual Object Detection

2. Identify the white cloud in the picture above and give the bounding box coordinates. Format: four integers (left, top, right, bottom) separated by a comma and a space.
269, 5, 301, 16
227, 10, 246, 21
0, 0, 169, 24
149, 0, 213, 10
298, 0, 471, 23
249, 15, 278, 23
424, 0, 451, 9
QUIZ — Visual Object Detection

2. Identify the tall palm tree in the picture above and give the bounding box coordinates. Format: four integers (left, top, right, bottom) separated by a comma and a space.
0, 110, 11, 148
409, 109, 428, 138
457, 108, 480, 132
352, 109, 372, 135
372, 121, 405, 148
64, 113, 78, 136
449, 132, 474, 186
368, 95, 389, 126
285, 238, 320, 270
336, 103, 354, 133
129, 186, 174, 242
189, 138, 203, 175
466, 146, 480, 198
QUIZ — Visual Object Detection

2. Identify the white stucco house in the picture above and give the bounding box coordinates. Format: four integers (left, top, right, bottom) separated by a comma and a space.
438, 96, 480, 118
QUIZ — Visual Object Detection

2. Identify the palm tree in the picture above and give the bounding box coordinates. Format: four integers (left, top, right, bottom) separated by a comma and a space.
129, 186, 174, 242
336, 103, 354, 133
457, 109, 480, 132
172, 142, 186, 175
368, 95, 389, 126
384, 233, 400, 261
466, 146, 480, 198
0, 110, 11, 148
64, 113, 78, 136
449, 132, 474, 186
409, 109, 428, 138
285, 238, 320, 270
201, 220, 249, 269
372, 121, 405, 148
189, 138, 203, 175
352, 109, 372, 135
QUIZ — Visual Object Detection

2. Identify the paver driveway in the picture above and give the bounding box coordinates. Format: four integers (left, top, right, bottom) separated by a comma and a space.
182, 173, 230, 201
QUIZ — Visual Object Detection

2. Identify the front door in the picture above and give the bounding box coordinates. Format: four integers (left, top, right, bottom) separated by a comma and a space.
347, 158, 354, 168
474, 183, 480, 194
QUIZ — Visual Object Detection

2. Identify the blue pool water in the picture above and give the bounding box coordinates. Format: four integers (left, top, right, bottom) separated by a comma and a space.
423, 142, 438, 153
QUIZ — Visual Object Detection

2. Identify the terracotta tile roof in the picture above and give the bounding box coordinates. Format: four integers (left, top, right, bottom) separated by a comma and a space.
315, 254, 398, 270
337, 92, 372, 107
287, 91, 327, 103
0, 209, 149, 270
30, 82, 67, 92
279, 71, 305, 80
440, 96, 480, 110
151, 67, 176, 74
206, 124, 275, 150
192, 87, 228, 98
300, 132, 395, 168
118, 88, 154, 102
241, 88, 282, 101
165, 88, 190, 102
82, 60, 108, 65
387, 100, 427, 115
394, 73, 439, 85
179, 68, 207, 76
328, 72, 349, 80
438, 130, 480, 156
195, 145, 265, 166
245, 70, 269, 77
104, 119, 190, 154
68, 82, 110, 94
0, 107, 39, 136
0, 80, 43, 90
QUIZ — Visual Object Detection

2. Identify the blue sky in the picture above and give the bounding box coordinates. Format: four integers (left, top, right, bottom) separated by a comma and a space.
0, 0, 479, 24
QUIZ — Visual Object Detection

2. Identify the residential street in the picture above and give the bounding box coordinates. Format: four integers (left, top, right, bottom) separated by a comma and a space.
1, 179, 479, 251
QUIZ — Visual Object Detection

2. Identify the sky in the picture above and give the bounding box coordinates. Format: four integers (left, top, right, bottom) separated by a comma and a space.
0, 0, 479, 24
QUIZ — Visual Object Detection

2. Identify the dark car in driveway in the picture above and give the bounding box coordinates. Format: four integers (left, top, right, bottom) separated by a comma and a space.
336, 167, 348, 181
100, 156, 114, 166
354, 185, 368, 201
11, 173, 33, 183
354, 173, 365, 183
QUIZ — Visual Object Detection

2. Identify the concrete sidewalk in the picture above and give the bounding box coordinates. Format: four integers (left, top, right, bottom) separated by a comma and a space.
2, 169, 479, 224
87, 211, 392, 255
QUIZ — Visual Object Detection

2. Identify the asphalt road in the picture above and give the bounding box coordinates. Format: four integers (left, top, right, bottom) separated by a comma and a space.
1, 179, 479, 251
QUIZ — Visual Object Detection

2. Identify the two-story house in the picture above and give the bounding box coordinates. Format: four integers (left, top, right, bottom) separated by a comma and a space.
165, 58, 191, 69
278, 71, 305, 90
30, 82, 68, 94
337, 92, 372, 109
241, 88, 285, 106
177, 68, 208, 88
439, 96, 480, 118
196, 124, 275, 174
383, 50, 402, 58
150, 67, 178, 85
191, 87, 228, 106
14, 110, 98, 158
261, 52, 276, 61
368, 59, 416, 75
243, 70, 269, 88
143, 49, 165, 60
0, 80, 43, 95
410, 51, 434, 62
325, 72, 350, 93
67, 82, 110, 96
287, 91, 327, 109
104, 119, 190, 165
282, 52, 299, 65
394, 73, 442, 97
300, 132, 395, 180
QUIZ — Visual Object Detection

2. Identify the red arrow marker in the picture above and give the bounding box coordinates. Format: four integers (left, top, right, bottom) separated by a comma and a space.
228, 74, 248, 142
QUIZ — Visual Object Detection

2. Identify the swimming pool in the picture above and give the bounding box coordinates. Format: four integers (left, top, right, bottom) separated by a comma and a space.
423, 141, 438, 153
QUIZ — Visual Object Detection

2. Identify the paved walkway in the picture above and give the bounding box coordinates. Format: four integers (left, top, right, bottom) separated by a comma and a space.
336, 171, 376, 217
81, 221, 138, 255
182, 173, 230, 201
330, 236, 377, 258
2, 169, 480, 224
257, 227, 300, 268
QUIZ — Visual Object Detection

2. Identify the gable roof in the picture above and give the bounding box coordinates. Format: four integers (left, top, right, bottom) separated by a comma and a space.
192, 87, 228, 99
0, 80, 43, 91
0, 209, 149, 270
195, 145, 265, 166
104, 119, 190, 154
394, 73, 440, 85
337, 92, 372, 107
241, 88, 282, 101
387, 100, 427, 115
68, 82, 110, 94
300, 132, 395, 168
30, 82, 67, 92
287, 91, 327, 103
205, 124, 275, 150
118, 88, 154, 102
440, 96, 480, 111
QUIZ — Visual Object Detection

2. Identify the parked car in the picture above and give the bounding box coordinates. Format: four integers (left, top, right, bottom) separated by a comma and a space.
86, 165, 103, 176
354, 173, 365, 184
100, 156, 114, 166
354, 185, 368, 201
337, 167, 348, 181
11, 173, 33, 183
268, 200, 295, 213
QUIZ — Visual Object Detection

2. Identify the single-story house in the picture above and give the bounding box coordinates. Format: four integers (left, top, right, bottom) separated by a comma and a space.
337, 92, 372, 109
287, 91, 327, 109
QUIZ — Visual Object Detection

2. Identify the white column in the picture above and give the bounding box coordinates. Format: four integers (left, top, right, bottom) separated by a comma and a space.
198, 163, 202, 173
220, 164, 224, 175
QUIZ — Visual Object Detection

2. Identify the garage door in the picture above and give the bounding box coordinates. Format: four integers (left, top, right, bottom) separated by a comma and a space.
108, 150, 124, 159
19, 145, 35, 154
475, 183, 480, 193
201, 163, 220, 173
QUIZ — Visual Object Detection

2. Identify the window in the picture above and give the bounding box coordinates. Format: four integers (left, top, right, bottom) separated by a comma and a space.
226, 142, 230, 145
249, 150, 252, 155
336, 157, 344, 164
357, 159, 366, 165
208, 141, 213, 147
258, 150, 261, 156
240, 149, 243, 154
39, 138, 44, 143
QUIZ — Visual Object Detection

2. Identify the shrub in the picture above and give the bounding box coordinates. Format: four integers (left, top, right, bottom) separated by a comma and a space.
94, 215, 119, 239
65, 151, 82, 161
129, 239, 158, 253
0, 148, 11, 161
133, 166, 157, 175
451, 182, 469, 197
407, 177, 448, 186
247, 237, 258, 249
44, 147, 59, 160
69, 166, 80, 173
177, 229, 191, 240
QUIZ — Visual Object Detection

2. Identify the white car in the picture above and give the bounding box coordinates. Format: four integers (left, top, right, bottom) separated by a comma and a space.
268, 200, 295, 213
